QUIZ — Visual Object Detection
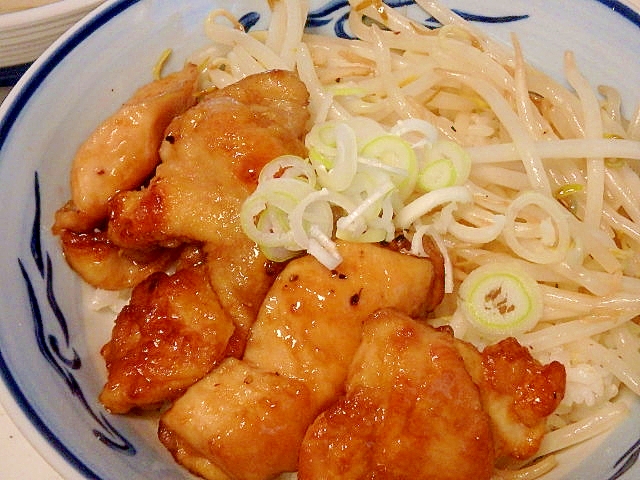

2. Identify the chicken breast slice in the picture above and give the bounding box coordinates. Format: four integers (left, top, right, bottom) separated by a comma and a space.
203, 241, 285, 358
53, 63, 199, 232
298, 309, 495, 480
455, 337, 566, 460
299, 311, 566, 479
56, 70, 308, 293
99, 265, 234, 414
105, 68, 308, 348
158, 358, 317, 480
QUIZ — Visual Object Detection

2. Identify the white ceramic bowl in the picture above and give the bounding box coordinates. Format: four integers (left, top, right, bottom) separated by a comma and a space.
0, 0, 105, 84
0, 0, 639, 478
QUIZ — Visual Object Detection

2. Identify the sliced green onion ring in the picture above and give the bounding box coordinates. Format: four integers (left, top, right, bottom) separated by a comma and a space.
360, 134, 418, 199
502, 191, 571, 264
418, 140, 471, 192
458, 262, 543, 337
239, 177, 314, 249
259, 154, 317, 187
310, 122, 359, 191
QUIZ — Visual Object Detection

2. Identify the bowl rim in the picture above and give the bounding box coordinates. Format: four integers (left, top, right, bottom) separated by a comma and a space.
0, 0, 106, 29
0, 0, 639, 479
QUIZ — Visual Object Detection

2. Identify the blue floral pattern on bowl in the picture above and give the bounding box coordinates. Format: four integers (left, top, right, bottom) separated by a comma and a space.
19, 173, 135, 457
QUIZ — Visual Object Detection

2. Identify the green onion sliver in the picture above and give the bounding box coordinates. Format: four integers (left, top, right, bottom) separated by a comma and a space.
289, 188, 335, 249
396, 185, 472, 228
390, 118, 438, 148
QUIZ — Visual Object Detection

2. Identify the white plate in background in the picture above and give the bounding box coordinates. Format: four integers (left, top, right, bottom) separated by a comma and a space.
0, 0, 105, 85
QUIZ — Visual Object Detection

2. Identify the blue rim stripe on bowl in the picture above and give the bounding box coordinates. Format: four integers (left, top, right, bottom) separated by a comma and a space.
597, 0, 640, 26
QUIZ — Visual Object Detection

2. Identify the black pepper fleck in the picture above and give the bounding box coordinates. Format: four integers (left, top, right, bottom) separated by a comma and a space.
331, 270, 347, 279
350, 290, 362, 305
